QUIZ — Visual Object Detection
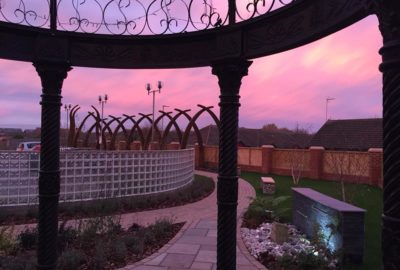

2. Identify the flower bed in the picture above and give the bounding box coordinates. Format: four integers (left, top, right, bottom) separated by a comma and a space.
0, 216, 183, 270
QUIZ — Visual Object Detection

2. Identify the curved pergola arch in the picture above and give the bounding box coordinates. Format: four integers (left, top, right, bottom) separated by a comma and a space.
67, 105, 80, 147
158, 110, 184, 149
128, 113, 153, 150
100, 115, 121, 150
160, 109, 189, 149
74, 111, 98, 148
122, 114, 147, 150
174, 108, 204, 149
142, 113, 163, 149
109, 114, 135, 150
181, 105, 220, 149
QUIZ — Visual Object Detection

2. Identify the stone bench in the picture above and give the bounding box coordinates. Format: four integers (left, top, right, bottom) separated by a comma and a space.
261, 177, 275, 195
292, 187, 366, 263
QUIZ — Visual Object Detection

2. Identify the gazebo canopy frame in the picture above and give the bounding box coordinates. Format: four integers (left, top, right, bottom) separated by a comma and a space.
0, 0, 399, 269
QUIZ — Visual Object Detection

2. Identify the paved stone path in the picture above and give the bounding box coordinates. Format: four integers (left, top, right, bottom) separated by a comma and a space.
118, 170, 266, 270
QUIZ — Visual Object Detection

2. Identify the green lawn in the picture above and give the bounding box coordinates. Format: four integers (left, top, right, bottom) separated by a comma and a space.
240, 172, 383, 270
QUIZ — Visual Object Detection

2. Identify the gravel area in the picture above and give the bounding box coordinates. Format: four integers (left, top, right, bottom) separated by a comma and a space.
241, 222, 338, 269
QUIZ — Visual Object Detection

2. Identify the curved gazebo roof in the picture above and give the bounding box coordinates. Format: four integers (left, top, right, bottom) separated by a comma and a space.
0, 0, 373, 68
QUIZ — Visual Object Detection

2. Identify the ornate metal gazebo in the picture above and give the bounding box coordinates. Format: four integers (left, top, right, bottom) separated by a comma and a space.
0, 0, 398, 269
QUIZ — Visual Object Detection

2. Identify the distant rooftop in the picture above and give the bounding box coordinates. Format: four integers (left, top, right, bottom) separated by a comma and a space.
310, 118, 382, 151
190, 125, 312, 148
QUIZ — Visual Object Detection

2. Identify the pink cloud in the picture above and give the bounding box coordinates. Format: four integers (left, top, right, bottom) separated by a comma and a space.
0, 16, 383, 132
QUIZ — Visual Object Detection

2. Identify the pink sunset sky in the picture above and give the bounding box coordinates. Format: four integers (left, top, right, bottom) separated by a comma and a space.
0, 15, 382, 132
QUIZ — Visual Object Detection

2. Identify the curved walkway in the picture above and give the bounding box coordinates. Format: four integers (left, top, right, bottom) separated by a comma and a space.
118, 170, 266, 270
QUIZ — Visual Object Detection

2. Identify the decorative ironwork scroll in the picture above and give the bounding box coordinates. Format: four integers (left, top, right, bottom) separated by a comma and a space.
0, 0, 50, 28
0, 0, 295, 35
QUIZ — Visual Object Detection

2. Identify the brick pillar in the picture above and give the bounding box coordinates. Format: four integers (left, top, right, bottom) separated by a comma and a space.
118, 141, 126, 150
149, 142, 160, 150
369, 148, 383, 188
261, 145, 274, 174
130, 141, 141, 150
309, 146, 324, 180
166, 142, 180, 150
195, 143, 201, 169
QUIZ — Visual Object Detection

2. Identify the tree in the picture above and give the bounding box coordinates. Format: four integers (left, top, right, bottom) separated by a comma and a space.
262, 123, 279, 132
324, 150, 368, 202
286, 124, 311, 185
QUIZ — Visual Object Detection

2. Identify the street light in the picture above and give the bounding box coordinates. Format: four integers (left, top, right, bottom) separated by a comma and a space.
146, 81, 163, 145
161, 105, 170, 132
326, 97, 335, 121
98, 94, 108, 147
64, 104, 72, 146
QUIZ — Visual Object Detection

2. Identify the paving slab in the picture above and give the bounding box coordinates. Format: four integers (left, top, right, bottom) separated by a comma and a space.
167, 243, 201, 255
183, 228, 209, 237
160, 254, 196, 268
117, 171, 266, 270
194, 250, 217, 263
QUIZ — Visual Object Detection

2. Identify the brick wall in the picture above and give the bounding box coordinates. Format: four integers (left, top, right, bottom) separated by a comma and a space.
200, 145, 383, 188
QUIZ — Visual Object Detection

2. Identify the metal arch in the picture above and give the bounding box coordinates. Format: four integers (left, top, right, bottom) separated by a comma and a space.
80, 113, 100, 148
197, 104, 220, 129
181, 105, 218, 149
89, 105, 103, 149
175, 108, 203, 149
68, 105, 80, 147
74, 111, 98, 147
100, 116, 118, 150
128, 113, 152, 150
158, 110, 184, 149
162, 109, 190, 146
110, 114, 134, 150
151, 110, 175, 148
122, 114, 146, 150
142, 113, 162, 149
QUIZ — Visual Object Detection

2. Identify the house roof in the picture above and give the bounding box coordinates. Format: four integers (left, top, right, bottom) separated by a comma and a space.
310, 118, 382, 150
189, 125, 312, 148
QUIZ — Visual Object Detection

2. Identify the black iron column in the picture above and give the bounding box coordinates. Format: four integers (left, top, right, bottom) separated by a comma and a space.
377, 1, 400, 269
34, 62, 71, 270
50, 0, 57, 31
212, 59, 251, 270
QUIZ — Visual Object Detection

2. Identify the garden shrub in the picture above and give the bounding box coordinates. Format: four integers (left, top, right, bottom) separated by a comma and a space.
57, 249, 86, 270
110, 239, 127, 263
123, 235, 144, 255
243, 196, 290, 228
137, 227, 156, 246
0, 226, 17, 255
128, 223, 142, 232
17, 227, 37, 250
92, 240, 108, 269
57, 221, 78, 253
151, 218, 174, 239
0, 256, 35, 270
260, 251, 333, 270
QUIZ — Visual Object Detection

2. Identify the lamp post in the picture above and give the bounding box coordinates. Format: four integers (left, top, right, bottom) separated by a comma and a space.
326, 97, 335, 121
146, 81, 163, 145
98, 94, 108, 147
64, 104, 71, 146
161, 105, 169, 132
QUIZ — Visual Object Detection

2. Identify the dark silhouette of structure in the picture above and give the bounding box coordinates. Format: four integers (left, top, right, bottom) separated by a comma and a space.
0, 0, 398, 269
67, 105, 220, 151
